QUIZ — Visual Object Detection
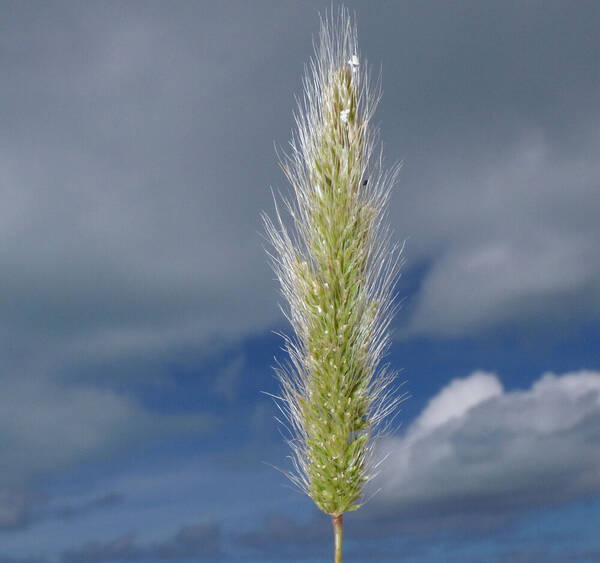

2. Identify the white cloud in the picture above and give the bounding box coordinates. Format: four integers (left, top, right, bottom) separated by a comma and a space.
415, 370, 503, 432
374, 369, 600, 520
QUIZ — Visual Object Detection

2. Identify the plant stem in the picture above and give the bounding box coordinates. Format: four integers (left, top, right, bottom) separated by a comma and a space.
332, 513, 343, 563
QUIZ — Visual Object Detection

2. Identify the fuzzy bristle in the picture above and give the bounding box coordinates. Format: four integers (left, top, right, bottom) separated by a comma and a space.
262, 6, 404, 516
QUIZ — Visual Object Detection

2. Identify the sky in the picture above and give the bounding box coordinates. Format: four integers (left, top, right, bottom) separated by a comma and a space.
1, 1, 599, 561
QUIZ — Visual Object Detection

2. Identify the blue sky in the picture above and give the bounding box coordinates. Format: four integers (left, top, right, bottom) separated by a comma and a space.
1, 1, 600, 561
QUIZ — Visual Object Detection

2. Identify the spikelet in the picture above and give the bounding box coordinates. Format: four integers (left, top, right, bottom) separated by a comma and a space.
263, 6, 403, 517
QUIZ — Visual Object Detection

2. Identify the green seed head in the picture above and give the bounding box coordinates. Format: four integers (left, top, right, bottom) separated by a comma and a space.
263, 6, 403, 516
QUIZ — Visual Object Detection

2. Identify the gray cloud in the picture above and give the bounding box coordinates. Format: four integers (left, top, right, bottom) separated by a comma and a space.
61, 522, 221, 562
400, 130, 600, 336
0, 375, 215, 486
355, 2, 600, 337
238, 512, 329, 557
0, 556, 45, 563
0, 490, 35, 531
211, 354, 245, 404
51, 492, 123, 522
0, 489, 122, 534
461, 546, 600, 563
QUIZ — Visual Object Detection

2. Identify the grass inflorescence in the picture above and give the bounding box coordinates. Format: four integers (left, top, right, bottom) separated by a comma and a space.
263, 4, 403, 531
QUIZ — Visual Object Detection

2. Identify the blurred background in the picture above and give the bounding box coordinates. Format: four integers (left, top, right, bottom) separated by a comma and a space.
1, 1, 599, 561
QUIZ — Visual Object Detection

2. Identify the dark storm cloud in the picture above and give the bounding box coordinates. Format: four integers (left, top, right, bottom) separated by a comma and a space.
352, 1, 600, 336
1, 0, 304, 488
2, 0, 598, 380
0, 1, 312, 377
61, 522, 221, 562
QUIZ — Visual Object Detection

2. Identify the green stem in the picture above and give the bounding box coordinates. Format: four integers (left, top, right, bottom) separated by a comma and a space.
332, 513, 343, 563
